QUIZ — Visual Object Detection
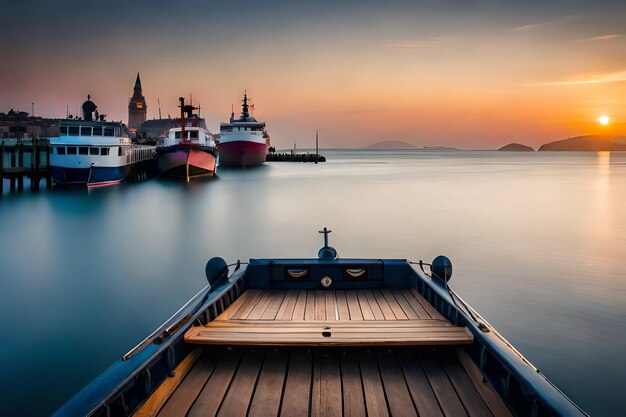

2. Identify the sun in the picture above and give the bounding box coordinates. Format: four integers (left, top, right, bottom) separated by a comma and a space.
597, 115, 610, 126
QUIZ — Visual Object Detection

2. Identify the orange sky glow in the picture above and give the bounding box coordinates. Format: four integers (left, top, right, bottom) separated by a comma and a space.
1, 1, 625, 149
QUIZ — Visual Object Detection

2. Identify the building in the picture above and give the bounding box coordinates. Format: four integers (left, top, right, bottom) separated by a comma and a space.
128, 73, 147, 132
0, 109, 59, 139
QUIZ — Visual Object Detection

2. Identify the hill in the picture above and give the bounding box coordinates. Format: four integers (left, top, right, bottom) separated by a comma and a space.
538, 135, 626, 151
498, 143, 534, 152
367, 140, 416, 149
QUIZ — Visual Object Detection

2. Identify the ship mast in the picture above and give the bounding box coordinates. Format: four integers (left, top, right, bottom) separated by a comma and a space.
241, 91, 249, 120
179, 97, 186, 142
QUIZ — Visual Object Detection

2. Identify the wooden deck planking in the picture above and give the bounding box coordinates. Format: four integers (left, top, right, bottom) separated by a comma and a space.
156, 354, 217, 417
315, 290, 326, 321
135, 349, 201, 417
186, 289, 473, 347
345, 290, 364, 320
371, 289, 397, 320
148, 346, 511, 417
443, 352, 493, 417
311, 351, 342, 417
261, 290, 287, 320
399, 288, 432, 319
391, 288, 422, 319
399, 351, 445, 417
247, 350, 289, 417
381, 289, 409, 320
215, 289, 259, 321
279, 350, 313, 417
229, 290, 264, 320
364, 289, 386, 320
410, 288, 447, 321
216, 351, 264, 417
305, 290, 317, 321
341, 352, 367, 417
291, 290, 307, 321
325, 290, 338, 321
377, 350, 419, 417
247, 291, 275, 319
335, 290, 351, 320
187, 352, 241, 417
456, 349, 512, 417
420, 351, 469, 417
359, 351, 391, 417
357, 290, 376, 320
276, 289, 299, 320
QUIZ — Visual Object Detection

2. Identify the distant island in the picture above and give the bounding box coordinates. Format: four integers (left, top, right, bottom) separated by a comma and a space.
538, 135, 626, 151
367, 140, 416, 149
498, 143, 534, 152
367, 141, 459, 150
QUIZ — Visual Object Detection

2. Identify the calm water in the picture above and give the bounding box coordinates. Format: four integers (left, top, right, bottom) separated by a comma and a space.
1, 150, 625, 416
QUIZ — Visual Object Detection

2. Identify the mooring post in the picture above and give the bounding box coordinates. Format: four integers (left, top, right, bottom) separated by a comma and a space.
17, 143, 24, 191
10, 146, 16, 191
0, 141, 4, 195
33, 138, 40, 191
46, 141, 52, 188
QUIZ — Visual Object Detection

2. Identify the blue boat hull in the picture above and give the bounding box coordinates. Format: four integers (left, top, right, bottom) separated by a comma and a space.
50, 165, 131, 187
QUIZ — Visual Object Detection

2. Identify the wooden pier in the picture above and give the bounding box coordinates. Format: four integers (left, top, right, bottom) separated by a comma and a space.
1, 138, 52, 194
266, 152, 326, 163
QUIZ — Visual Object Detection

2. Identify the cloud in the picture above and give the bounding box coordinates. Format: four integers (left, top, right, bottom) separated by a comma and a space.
510, 22, 546, 32
580, 34, 622, 42
531, 71, 626, 86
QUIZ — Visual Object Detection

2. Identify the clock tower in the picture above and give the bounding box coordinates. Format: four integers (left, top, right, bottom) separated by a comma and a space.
128, 73, 147, 131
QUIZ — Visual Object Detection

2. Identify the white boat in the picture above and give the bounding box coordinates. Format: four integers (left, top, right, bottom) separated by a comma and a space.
218, 91, 270, 167
50, 96, 155, 187
156, 97, 218, 181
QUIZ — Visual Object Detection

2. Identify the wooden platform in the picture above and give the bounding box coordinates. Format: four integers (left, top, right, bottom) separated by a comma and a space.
184, 289, 473, 346
139, 346, 512, 417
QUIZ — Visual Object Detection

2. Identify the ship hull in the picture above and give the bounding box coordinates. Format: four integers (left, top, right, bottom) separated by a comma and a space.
217, 140, 268, 167
50, 165, 130, 187
157, 146, 217, 179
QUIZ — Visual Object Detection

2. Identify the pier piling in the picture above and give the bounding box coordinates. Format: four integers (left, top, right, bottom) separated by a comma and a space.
1, 138, 52, 196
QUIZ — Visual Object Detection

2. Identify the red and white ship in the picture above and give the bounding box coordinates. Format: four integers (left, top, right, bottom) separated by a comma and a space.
156, 97, 218, 181
217, 92, 270, 167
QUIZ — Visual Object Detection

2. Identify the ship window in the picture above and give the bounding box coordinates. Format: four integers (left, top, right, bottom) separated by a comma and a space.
56, 147, 66, 155
104, 127, 114, 136
90, 147, 99, 155
79, 147, 88, 155
101, 147, 110, 156
190, 131, 198, 139
175, 131, 181, 139
81, 127, 92, 136
118, 147, 123, 156
92, 126, 102, 136
68, 126, 79, 136
60, 126, 68, 135
67, 147, 77, 155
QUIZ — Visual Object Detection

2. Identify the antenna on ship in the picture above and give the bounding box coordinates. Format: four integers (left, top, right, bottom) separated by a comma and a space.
158, 98, 162, 119
315, 130, 319, 164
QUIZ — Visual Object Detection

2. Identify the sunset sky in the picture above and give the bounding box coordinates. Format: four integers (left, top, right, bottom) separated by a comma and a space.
1, 0, 626, 148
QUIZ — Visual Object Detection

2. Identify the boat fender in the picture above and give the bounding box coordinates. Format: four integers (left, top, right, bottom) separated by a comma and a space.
205, 257, 229, 287
431, 256, 452, 282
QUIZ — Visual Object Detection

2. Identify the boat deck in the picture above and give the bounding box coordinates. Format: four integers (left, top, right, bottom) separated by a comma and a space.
185, 289, 473, 346
137, 346, 512, 417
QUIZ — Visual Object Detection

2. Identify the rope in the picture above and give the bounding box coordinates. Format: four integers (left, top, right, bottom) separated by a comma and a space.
410, 260, 488, 332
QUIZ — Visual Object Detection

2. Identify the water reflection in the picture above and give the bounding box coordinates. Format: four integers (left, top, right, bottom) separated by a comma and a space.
1, 150, 625, 416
